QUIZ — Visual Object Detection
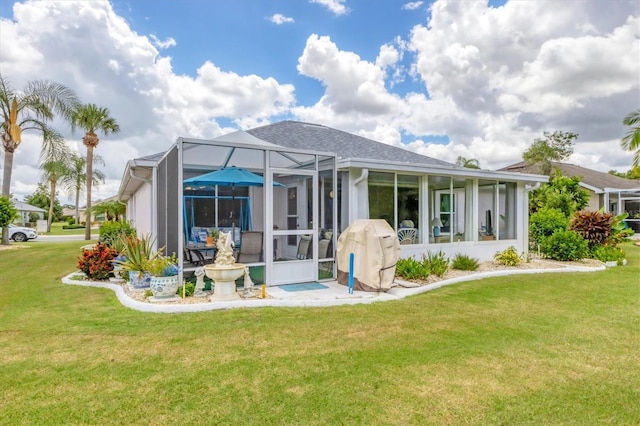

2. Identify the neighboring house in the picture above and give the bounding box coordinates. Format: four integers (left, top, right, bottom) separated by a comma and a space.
118, 120, 547, 286
11, 199, 46, 225
500, 161, 640, 231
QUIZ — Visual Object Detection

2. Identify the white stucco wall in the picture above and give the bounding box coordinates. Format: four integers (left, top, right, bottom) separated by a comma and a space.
127, 182, 153, 237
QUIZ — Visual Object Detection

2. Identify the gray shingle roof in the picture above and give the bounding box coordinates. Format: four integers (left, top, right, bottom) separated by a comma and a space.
247, 121, 456, 168
499, 161, 640, 190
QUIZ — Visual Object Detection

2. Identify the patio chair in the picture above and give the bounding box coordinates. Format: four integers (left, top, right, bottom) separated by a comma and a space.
236, 231, 264, 263
397, 228, 417, 245
296, 235, 312, 259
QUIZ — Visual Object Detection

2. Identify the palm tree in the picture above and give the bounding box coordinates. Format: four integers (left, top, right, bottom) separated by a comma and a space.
61, 153, 105, 224
455, 156, 481, 169
621, 109, 640, 167
71, 104, 120, 240
0, 74, 79, 244
41, 159, 72, 232
91, 199, 126, 222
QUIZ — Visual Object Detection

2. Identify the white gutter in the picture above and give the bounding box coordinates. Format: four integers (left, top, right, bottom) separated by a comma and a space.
354, 168, 368, 185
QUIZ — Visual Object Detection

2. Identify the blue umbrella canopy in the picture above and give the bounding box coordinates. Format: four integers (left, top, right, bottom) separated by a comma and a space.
184, 166, 282, 188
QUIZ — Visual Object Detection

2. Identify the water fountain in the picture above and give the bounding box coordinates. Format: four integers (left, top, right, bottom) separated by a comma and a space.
204, 231, 245, 301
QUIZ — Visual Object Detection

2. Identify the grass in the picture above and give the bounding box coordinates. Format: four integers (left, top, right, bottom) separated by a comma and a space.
43, 221, 99, 236
1, 241, 639, 424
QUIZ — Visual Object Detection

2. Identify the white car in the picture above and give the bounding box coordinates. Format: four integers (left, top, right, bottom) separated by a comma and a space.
8, 224, 38, 242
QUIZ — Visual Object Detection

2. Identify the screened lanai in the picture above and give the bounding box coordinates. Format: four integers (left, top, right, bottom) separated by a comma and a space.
154, 131, 337, 287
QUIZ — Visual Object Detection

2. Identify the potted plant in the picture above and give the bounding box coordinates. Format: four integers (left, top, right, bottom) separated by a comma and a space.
113, 234, 158, 289
206, 228, 218, 246
145, 252, 180, 298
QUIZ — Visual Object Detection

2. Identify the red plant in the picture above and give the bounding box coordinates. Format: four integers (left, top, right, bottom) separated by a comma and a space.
569, 210, 613, 248
77, 242, 117, 280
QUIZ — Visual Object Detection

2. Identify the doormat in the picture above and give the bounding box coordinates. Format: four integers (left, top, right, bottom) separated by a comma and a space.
278, 282, 329, 292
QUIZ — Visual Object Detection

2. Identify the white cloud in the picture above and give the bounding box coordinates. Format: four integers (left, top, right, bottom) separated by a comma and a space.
402, 2, 423, 11
0, 0, 295, 203
149, 34, 176, 49
309, 0, 349, 16
268, 13, 294, 24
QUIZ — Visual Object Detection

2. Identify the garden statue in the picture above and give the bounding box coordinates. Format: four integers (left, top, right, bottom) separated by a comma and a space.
214, 231, 236, 266
194, 267, 206, 297
243, 266, 255, 297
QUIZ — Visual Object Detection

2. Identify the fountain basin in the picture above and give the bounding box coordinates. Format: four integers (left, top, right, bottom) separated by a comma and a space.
204, 263, 245, 301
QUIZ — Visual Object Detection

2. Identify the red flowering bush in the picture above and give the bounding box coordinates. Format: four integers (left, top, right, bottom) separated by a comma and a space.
77, 242, 117, 280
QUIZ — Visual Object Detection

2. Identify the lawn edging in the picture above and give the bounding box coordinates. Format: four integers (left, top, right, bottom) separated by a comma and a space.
61, 262, 606, 314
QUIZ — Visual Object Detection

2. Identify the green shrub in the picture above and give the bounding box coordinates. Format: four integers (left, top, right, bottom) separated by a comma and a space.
426, 250, 449, 277
176, 281, 196, 298
451, 253, 479, 271
99, 221, 136, 250
541, 230, 588, 261
62, 224, 85, 229
66, 216, 75, 225
530, 207, 568, 246
396, 256, 430, 280
494, 246, 522, 266
569, 210, 613, 249
591, 244, 626, 264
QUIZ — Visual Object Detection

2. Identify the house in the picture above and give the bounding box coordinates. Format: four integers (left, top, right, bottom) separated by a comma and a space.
12, 199, 45, 225
500, 161, 640, 231
117, 120, 547, 286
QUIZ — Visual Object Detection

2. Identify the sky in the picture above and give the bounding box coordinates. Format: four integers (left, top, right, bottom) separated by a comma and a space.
0, 0, 639, 205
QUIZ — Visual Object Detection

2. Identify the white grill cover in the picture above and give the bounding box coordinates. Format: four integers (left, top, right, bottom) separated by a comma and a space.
337, 219, 400, 292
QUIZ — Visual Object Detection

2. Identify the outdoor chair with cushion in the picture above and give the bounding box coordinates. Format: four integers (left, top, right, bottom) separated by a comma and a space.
296, 235, 313, 259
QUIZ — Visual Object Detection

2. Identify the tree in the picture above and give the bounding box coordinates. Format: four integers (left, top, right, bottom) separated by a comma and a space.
61, 153, 105, 224
455, 156, 481, 169
529, 171, 590, 217
620, 109, 640, 168
0, 196, 17, 228
24, 183, 63, 221
608, 166, 640, 180
71, 104, 120, 240
523, 131, 578, 175
41, 158, 72, 232
0, 74, 79, 244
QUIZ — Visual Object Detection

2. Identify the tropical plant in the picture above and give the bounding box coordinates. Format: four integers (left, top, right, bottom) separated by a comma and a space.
541, 230, 588, 261
455, 156, 481, 169
523, 130, 578, 175
0, 74, 79, 244
425, 250, 449, 277
77, 241, 117, 281
61, 153, 105, 224
70, 103, 120, 240
494, 246, 522, 266
620, 109, 640, 167
529, 207, 568, 247
113, 234, 158, 276
395, 256, 430, 281
591, 244, 626, 264
40, 158, 72, 232
451, 253, 479, 271
569, 209, 614, 249
0, 196, 17, 228
145, 252, 179, 277
91, 199, 126, 222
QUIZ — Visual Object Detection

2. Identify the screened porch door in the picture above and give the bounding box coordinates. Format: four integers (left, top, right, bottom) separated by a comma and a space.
270, 169, 317, 285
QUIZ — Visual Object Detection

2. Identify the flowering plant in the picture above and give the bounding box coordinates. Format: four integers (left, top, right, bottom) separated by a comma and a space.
144, 252, 179, 277
77, 242, 117, 280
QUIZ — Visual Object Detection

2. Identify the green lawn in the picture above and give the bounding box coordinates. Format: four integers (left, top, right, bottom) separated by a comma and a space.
44, 221, 98, 236
1, 241, 638, 425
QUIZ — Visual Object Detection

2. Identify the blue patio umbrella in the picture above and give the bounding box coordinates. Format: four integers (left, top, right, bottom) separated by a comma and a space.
184, 166, 282, 188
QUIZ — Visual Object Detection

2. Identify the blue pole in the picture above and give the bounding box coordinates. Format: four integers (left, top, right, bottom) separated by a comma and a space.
348, 252, 354, 294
